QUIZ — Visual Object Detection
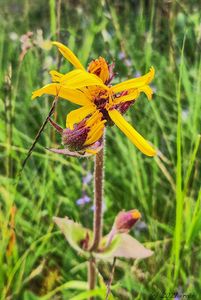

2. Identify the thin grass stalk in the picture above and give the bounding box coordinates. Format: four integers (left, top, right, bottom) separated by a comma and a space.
105, 257, 116, 300
52, 0, 61, 144
19, 97, 57, 175
4, 65, 13, 178
173, 34, 186, 281
166, 33, 186, 292
49, 0, 56, 38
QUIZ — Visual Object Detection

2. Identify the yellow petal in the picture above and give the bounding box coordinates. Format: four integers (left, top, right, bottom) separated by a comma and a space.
49, 70, 64, 82
85, 149, 98, 154
85, 121, 105, 145
85, 110, 102, 127
32, 83, 91, 106
32, 69, 105, 103
60, 69, 107, 89
85, 127, 104, 145
88, 57, 110, 83
66, 105, 96, 129
112, 67, 155, 94
108, 109, 156, 156
114, 85, 154, 104
52, 41, 85, 70
138, 85, 153, 100
114, 89, 140, 104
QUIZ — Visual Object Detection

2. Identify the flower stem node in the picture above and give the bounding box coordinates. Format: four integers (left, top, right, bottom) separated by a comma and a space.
53, 215, 153, 260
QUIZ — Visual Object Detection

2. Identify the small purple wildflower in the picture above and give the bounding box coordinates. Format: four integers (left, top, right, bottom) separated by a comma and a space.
91, 201, 106, 212
134, 221, 148, 237
118, 51, 126, 60
83, 172, 93, 185
125, 58, 132, 67
118, 52, 132, 67
135, 221, 148, 231
76, 195, 91, 206
134, 71, 142, 77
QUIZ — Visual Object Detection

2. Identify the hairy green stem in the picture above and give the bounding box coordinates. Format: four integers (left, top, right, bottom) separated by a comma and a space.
88, 133, 105, 299
88, 256, 96, 298
91, 138, 105, 251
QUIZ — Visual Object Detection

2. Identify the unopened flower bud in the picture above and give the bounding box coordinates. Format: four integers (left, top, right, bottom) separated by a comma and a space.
106, 209, 141, 248
87, 57, 114, 85
114, 209, 141, 233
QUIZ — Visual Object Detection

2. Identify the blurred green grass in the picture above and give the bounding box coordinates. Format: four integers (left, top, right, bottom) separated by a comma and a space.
0, 0, 201, 299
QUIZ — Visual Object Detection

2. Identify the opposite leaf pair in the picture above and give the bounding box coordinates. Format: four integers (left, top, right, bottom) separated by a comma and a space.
53, 209, 153, 260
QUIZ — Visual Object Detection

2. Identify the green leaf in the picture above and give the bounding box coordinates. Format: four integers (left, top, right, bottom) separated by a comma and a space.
70, 288, 106, 300
94, 234, 121, 259
54, 217, 153, 260
39, 281, 88, 300
23, 291, 41, 300
96, 234, 153, 259
53, 217, 92, 256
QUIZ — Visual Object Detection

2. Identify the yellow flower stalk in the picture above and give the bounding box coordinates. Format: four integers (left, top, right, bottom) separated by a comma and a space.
32, 41, 156, 156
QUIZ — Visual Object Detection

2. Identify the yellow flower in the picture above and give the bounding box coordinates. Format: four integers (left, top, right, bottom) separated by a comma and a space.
32, 42, 156, 156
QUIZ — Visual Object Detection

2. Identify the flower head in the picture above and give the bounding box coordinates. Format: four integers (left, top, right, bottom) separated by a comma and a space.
32, 41, 156, 156
48, 115, 105, 156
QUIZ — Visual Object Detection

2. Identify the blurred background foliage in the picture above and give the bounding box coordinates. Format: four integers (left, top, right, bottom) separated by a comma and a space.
0, 0, 201, 299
